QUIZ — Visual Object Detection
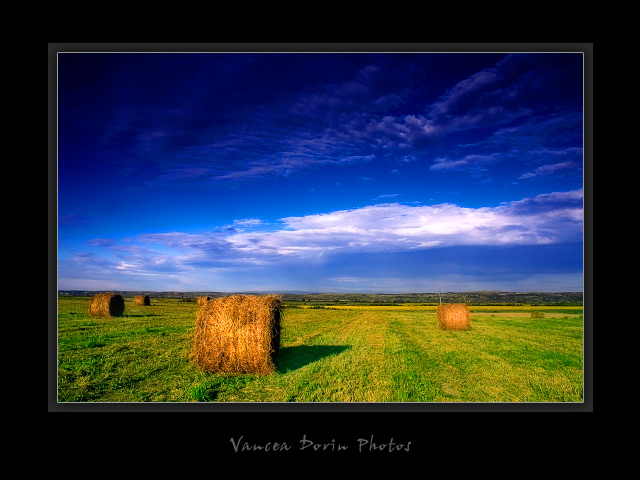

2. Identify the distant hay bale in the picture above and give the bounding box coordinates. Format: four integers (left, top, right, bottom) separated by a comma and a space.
134, 295, 151, 306
88, 293, 125, 317
531, 311, 545, 319
437, 303, 471, 330
191, 294, 282, 374
196, 296, 211, 306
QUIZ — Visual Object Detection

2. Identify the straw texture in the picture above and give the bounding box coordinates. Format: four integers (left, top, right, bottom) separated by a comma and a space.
134, 295, 150, 306
88, 293, 125, 317
436, 303, 471, 330
191, 294, 282, 374
196, 296, 211, 306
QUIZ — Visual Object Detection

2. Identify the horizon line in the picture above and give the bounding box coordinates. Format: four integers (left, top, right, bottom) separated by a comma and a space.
57, 289, 584, 294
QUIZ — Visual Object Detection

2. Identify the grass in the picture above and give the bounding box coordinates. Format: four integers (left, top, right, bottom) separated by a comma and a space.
56, 296, 584, 403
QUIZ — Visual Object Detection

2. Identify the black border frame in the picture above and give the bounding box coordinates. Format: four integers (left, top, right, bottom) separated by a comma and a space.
48, 43, 593, 415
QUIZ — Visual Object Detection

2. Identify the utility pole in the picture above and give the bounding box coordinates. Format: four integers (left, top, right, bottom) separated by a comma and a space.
439, 291, 442, 305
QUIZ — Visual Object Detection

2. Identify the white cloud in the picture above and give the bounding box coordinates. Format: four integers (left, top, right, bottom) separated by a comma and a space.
217, 189, 583, 261
115, 262, 136, 270
60, 190, 583, 291
78, 190, 583, 273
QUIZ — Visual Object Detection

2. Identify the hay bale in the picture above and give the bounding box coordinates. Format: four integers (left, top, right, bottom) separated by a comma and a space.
436, 303, 471, 330
196, 296, 211, 306
531, 311, 545, 319
134, 295, 151, 306
191, 294, 282, 374
88, 293, 125, 317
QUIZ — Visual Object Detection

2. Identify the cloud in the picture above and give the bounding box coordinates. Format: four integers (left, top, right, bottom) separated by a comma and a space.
232, 218, 264, 228
515, 148, 583, 180
502, 189, 583, 217
102, 53, 581, 187
357, 55, 560, 147
59, 189, 583, 291
115, 262, 136, 270
518, 160, 579, 180
431, 113, 583, 178
429, 70, 500, 116
164, 189, 580, 259
277, 190, 580, 250
472, 112, 583, 152
430, 153, 501, 172
88, 238, 116, 247
72, 189, 582, 270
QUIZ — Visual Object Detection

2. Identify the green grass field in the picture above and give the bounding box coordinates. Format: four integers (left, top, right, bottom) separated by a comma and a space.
56, 296, 583, 403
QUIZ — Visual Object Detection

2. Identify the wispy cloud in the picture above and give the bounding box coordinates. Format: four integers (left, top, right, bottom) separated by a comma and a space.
84, 52, 581, 187
470, 112, 583, 152
518, 160, 579, 180
430, 153, 501, 172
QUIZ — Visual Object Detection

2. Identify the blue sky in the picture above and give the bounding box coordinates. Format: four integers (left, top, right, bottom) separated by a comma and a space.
57, 50, 585, 293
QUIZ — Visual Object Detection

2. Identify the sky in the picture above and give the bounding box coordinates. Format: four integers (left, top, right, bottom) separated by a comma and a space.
56, 50, 585, 293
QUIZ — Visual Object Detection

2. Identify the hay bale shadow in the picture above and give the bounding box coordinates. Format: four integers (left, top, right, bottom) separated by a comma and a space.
274, 345, 351, 373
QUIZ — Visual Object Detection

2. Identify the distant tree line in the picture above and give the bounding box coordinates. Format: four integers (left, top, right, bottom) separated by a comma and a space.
58, 290, 583, 306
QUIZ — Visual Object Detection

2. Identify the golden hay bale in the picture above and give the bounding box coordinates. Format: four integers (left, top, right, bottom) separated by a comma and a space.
134, 295, 151, 306
191, 294, 282, 374
436, 303, 471, 330
88, 293, 125, 317
196, 296, 211, 306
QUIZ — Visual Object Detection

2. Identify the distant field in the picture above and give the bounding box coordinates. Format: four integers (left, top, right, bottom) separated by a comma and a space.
56, 296, 583, 403
291, 303, 583, 314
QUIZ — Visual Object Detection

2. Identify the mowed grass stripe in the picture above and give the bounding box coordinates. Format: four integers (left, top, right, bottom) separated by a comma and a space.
272, 308, 395, 402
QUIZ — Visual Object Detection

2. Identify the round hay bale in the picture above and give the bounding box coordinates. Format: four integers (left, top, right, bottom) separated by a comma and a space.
196, 296, 211, 306
191, 294, 282, 374
134, 295, 151, 306
436, 303, 471, 330
88, 293, 125, 317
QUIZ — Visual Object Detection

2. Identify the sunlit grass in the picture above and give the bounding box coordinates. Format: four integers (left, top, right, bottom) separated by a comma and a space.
57, 297, 583, 403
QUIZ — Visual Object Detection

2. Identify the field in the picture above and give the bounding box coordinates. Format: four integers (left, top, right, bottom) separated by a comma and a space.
56, 296, 584, 403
